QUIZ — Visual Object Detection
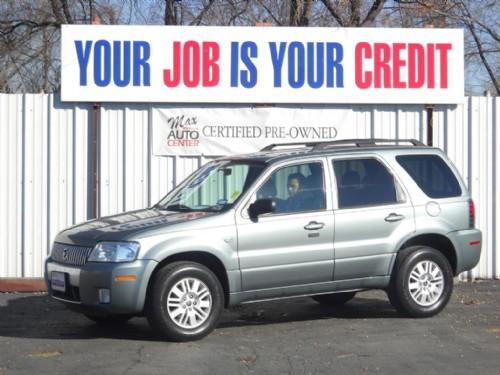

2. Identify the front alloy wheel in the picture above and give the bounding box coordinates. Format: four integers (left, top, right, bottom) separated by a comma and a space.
147, 261, 224, 341
166, 277, 212, 329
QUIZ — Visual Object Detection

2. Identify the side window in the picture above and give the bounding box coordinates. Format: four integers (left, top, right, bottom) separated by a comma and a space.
256, 162, 326, 214
333, 158, 401, 209
396, 154, 462, 198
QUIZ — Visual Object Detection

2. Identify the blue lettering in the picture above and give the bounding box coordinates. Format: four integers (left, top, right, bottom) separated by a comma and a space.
94, 40, 111, 87
230, 42, 239, 87
269, 42, 286, 87
288, 42, 304, 88
326, 42, 343, 88
240, 41, 257, 88
113, 41, 131, 87
307, 42, 324, 89
133, 41, 150, 86
75, 40, 92, 86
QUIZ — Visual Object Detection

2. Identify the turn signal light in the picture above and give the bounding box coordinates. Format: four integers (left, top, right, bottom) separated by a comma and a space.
114, 275, 137, 282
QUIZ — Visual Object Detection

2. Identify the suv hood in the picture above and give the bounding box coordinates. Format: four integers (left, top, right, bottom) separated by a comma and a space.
54, 208, 213, 246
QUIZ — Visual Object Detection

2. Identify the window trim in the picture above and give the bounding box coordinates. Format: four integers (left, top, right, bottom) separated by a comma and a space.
329, 155, 409, 211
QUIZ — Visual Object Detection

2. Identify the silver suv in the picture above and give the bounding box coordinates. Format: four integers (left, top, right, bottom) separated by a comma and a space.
45, 139, 482, 341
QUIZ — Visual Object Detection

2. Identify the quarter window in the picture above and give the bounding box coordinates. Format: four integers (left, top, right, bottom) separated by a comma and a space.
333, 158, 401, 208
396, 154, 462, 198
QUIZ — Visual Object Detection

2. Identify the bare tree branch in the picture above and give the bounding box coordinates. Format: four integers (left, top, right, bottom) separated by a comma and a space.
414, 0, 499, 42
350, 0, 361, 26
60, 0, 74, 24
190, 0, 216, 26
0, 20, 60, 36
256, 0, 283, 26
164, 0, 177, 25
460, 2, 499, 94
49, 0, 65, 24
227, 0, 251, 26
319, 0, 345, 26
361, 0, 387, 26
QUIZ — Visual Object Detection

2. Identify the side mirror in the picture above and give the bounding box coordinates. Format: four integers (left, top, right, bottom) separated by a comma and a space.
248, 198, 275, 219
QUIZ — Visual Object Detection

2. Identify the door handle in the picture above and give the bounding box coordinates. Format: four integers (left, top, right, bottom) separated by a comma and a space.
385, 213, 405, 222
304, 221, 325, 230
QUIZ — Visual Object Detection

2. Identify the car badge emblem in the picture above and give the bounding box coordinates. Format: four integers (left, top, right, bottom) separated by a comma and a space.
62, 248, 69, 260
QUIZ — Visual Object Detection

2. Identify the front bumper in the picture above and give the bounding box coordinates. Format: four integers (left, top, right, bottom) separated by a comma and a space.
45, 257, 158, 315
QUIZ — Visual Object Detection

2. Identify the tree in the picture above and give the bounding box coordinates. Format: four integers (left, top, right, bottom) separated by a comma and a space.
393, 0, 499, 95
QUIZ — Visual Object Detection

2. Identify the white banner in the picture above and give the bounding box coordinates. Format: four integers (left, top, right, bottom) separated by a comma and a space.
61, 25, 464, 104
152, 107, 365, 156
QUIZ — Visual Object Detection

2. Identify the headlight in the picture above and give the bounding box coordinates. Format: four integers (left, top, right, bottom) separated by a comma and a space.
88, 242, 140, 263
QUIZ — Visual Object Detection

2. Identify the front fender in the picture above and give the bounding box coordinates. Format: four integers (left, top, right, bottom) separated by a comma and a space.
139, 225, 240, 272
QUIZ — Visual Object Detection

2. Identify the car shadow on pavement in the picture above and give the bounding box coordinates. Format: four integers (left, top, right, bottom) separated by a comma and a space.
0, 292, 400, 341
218, 292, 401, 329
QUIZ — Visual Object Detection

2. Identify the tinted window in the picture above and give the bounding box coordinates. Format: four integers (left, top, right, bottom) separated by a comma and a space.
256, 162, 326, 214
396, 154, 462, 198
334, 158, 399, 208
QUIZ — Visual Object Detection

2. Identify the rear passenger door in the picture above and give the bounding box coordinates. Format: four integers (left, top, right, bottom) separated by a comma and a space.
330, 156, 415, 281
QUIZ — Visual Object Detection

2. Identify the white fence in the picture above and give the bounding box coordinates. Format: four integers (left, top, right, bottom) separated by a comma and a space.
0, 94, 498, 279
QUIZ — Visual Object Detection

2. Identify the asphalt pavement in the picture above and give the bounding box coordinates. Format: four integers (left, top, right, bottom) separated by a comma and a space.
0, 281, 499, 375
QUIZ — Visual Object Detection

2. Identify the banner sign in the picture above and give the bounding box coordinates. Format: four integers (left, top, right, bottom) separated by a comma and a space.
61, 25, 464, 104
153, 106, 361, 156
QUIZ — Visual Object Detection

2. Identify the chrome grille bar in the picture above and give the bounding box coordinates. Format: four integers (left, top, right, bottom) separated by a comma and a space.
51, 243, 93, 266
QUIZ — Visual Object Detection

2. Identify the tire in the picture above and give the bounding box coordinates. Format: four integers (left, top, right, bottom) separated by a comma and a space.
146, 261, 224, 342
387, 246, 453, 318
312, 291, 356, 306
84, 314, 133, 326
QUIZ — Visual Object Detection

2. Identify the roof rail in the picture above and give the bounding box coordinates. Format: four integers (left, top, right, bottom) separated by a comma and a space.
260, 142, 320, 151
260, 138, 425, 152
312, 138, 425, 150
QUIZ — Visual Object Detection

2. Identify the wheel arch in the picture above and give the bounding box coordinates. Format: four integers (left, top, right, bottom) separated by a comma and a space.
395, 233, 458, 275
144, 251, 231, 310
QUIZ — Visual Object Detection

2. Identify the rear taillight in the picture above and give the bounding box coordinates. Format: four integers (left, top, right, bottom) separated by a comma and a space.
469, 199, 476, 228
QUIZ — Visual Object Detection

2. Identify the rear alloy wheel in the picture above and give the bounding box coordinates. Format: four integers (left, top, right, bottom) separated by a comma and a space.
388, 246, 453, 317
312, 291, 357, 306
147, 261, 224, 341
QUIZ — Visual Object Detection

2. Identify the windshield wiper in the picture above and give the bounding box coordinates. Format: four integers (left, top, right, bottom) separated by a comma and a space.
160, 204, 194, 212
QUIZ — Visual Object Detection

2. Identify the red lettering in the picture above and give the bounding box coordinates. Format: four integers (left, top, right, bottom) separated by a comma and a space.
167, 139, 200, 147
392, 43, 406, 88
436, 43, 452, 88
202, 42, 220, 87
353, 42, 451, 90
163, 41, 220, 88
355, 42, 371, 89
183, 41, 200, 88
427, 43, 435, 88
374, 43, 391, 88
408, 43, 425, 88
163, 41, 181, 87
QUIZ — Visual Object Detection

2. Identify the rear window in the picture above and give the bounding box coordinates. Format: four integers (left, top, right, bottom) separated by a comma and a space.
396, 154, 462, 198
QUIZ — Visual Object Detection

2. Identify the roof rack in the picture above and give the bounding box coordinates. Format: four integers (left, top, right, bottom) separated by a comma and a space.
260, 142, 321, 151
260, 139, 425, 152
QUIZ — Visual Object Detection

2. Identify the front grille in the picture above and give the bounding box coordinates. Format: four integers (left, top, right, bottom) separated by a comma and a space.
51, 243, 93, 266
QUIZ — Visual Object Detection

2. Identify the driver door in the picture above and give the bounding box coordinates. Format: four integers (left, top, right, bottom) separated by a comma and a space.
235, 160, 335, 291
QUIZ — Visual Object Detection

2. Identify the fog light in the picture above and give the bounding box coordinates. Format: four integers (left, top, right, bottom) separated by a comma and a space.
98, 288, 111, 304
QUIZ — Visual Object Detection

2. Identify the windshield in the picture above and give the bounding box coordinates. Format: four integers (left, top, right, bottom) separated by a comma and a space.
155, 161, 266, 212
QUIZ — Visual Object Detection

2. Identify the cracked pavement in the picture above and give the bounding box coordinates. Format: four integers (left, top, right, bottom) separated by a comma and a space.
0, 281, 499, 374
